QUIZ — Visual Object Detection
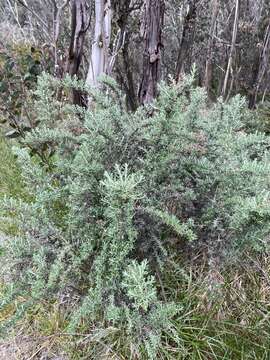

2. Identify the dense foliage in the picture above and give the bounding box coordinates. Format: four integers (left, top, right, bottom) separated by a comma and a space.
1, 1, 270, 358
1, 72, 270, 358
0, 43, 42, 137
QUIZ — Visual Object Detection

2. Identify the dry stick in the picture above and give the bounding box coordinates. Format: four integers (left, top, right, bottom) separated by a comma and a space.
26, 330, 123, 360
156, 267, 167, 302
13, 0, 21, 27
6, 0, 24, 33
16, 0, 51, 41
16, 0, 49, 29
108, 29, 126, 75
16, 0, 52, 40
222, 0, 239, 99
28, 341, 51, 360
226, 65, 234, 102
261, 87, 268, 104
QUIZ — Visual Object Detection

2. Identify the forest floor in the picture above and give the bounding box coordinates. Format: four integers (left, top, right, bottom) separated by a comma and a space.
0, 335, 67, 359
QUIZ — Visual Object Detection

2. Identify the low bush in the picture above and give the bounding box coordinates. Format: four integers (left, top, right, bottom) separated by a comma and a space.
1, 71, 270, 358
0, 133, 24, 200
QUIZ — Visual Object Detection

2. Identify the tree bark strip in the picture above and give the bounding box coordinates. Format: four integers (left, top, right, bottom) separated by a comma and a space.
204, 0, 219, 98
66, 0, 87, 104
249, 19, 270, 108
52, 0, 70, 77
139, 0, 165, 105
175, 0, 198, 82
222, 0, 239, 99
86, 0, 112, 87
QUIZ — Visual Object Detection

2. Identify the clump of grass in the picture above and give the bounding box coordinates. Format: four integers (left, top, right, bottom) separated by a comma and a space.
0, 132, 28, 235
158, 253, 270, 359
0, 133, 25, 200
9, 253, 270, 359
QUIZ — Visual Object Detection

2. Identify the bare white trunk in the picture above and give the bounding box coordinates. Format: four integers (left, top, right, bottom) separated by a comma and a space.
104, 0, 112, 70
222, 0, 239, 99
86, 0, 112, 87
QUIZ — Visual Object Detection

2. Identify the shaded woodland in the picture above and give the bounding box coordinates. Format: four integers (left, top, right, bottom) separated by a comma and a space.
1, 0, 270, 111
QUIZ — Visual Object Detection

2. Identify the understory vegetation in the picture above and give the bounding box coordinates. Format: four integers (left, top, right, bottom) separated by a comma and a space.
0, 72, 270, 359
1, 1, 270, 358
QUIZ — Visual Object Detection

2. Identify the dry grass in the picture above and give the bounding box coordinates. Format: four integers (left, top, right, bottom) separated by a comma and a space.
1, 253, 270, 359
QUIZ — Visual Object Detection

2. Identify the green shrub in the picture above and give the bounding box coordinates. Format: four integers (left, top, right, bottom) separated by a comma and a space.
0, 134, 24, 200
0, 43, 43, 138
1, 71, 270, 358
255, 101, 270, 134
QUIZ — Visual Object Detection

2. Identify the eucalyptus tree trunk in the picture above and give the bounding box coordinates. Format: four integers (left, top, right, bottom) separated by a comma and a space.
204, 0, 218, 98
139, 0, 165, 105
53, 0, 70, 78
86, 0, 112, 87
175, 0, 198, 82
222, 0, 239, 99
66, 0, 87, 104
249, 19, 270, 108
67, 0, 87, 77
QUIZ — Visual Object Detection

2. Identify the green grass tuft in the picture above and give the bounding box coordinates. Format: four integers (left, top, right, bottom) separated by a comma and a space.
0, 133, 25, 200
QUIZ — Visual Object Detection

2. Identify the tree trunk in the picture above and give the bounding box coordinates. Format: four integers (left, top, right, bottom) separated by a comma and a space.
66, 0, 87, 104
86, 0, 112, 87
113, 0, 140, 110
249, 19, 270, 108
138, 0, 165, 105
248, 52, 261, 109
222, 0, 239, 99
204, 0, 218, 98
116, 32, 138, 111
53, 0, 70, 78
175, 0, 197, 82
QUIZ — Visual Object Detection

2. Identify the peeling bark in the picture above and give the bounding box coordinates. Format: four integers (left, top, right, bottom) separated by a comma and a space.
249, 19, 270, 108
66, 0, 87, 104
67, 0, 87, 77
86, 0, 112, 87
204, 0, 219, 98
138, 0, 165, 105
52, 0, 70, 77
175, 0, 198, 82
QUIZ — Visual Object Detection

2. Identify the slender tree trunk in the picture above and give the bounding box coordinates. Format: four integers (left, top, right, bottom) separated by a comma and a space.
138, 0, 165, 105
53, 0, 70, 78
67, 0, 86, 77
175, 0, 197, 82
222, 0, 239, 99
249, 19, 270, 108
204, 0, 218, 98
116, 32, 138, 111
66, 0, 87, 105
248, 52, 261, 109
86, 0, 112, 87
113, 0, 139, 110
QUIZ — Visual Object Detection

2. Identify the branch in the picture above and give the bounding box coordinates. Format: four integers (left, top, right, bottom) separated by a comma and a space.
16, 0, 51, 35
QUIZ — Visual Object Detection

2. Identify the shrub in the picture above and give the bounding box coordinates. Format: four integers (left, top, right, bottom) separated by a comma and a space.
0, 133, 25, 200
1, 71, 270, 357
0, 42, 43, 138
